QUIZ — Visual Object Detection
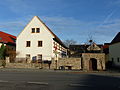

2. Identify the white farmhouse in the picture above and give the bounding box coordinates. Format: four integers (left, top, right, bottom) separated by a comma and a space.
109, 32, 120, 67
16, 16, 67, 63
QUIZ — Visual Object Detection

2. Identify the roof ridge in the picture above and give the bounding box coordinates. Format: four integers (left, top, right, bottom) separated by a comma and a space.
34, 16, 67, 48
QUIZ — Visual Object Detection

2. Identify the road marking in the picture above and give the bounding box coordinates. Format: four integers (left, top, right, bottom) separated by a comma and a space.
0, 80, 9, 83
69, 84, 91, 87
27, 82, 48, 85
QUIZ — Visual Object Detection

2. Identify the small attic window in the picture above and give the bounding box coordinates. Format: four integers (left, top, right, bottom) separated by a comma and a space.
32, 28, 35, 33
36, 28, 40, 33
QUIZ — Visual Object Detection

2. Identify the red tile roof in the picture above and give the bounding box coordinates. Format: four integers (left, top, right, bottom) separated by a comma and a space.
0, 31, 16, 44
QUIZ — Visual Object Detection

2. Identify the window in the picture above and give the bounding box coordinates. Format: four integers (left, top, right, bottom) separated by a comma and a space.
117, 57, 119, 62
31, 28, 35, 33
32, 56, 37, 63
38, 41, 42, 47
36, 28, 40, 33
26, 54, 30, 59
26, 41, 31, 47
38, 54, 42, 63
111, 58, 114, 62
26, 54, 30, 62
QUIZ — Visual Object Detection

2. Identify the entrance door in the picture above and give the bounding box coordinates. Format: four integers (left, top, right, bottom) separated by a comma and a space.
89, 58, 97, 70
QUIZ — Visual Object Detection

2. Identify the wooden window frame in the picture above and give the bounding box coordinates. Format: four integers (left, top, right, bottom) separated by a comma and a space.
26, 41, 31, 47
111, 58, 114, 62
31, 28, 35, 33
38, 41, 42, 47
36, 28, 40, 33
37, 54, 42, 60
37, 54, 42, 63
26, 54, 30, 59
117, 57, 119, 62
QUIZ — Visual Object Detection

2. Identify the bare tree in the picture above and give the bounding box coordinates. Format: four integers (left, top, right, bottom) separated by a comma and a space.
63, 39, 77, 47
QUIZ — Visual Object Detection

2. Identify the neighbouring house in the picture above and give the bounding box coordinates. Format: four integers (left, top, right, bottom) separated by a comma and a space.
16, 16, 67, 63
69, 43, 103, 57
109, 32, 120, 68
0, 31, 16, 62
0, 31, 16, 47
68, 43, 105, 71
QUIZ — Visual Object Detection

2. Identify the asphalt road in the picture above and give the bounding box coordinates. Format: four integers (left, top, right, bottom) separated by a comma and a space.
0, 69, 119, 90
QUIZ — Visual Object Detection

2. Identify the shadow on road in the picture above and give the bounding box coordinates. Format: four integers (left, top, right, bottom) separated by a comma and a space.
67, 74, 120, 90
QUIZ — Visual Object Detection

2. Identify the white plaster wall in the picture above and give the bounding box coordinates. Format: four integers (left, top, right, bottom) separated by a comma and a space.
109, 43, 120, 66
16, 16, 54, 61
51, 40, 67, 59
0, 43, 2, 47
52, 40, 61, 59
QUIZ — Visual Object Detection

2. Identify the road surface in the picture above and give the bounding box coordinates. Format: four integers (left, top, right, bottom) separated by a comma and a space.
0, 69, 119, 90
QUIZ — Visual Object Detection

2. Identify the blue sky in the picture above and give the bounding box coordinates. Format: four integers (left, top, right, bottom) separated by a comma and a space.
0, 0, 120, 44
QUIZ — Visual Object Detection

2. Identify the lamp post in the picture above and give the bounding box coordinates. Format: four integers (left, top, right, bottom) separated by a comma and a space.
54, 47, 58, 70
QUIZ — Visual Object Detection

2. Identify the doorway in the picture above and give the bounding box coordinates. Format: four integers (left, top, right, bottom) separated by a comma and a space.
89, 58, 97, 70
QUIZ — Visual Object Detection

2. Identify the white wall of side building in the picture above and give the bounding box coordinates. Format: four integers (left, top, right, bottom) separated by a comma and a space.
52, 40, 67, 59
109, 42, 120, 67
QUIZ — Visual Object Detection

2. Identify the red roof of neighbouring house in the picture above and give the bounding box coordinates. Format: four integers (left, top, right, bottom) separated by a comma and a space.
0, 31, 16, 44
103, 43, 110, 49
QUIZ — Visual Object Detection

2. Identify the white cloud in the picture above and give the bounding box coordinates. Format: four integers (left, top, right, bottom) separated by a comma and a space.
2, 0, 34, 14
0, 15, 120, 44
40, 16, 120, 43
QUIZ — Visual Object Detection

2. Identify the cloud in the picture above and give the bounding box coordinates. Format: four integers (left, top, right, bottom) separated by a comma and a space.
0, 15, 120, 44
111, 0, 120, 6
2, 0, 34, 14
108, 0, 120, 9
0, 15, 34, 35
40, 16, 120, 43
41, 16, 99, 32
0, 21, 24, 28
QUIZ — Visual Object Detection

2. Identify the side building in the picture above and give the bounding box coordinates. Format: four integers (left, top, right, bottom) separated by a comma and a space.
16, 16, 67, 63
109, 32, 120, 68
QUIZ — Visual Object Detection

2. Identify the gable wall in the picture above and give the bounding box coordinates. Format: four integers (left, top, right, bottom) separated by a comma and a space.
16, 17, 54, 61
109, 43, 120, 66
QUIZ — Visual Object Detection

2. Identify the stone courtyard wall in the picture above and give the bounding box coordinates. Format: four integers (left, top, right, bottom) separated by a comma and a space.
5, 54, 105, 71
6, 58, 82, 70
6, 63, 42, 69
50, 58, 81, 70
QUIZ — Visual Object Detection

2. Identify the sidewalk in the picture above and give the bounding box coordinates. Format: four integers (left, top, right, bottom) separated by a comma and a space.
0, 68, 119, 77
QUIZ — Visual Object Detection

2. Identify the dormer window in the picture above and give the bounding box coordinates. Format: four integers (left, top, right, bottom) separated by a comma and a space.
36, 28, 40, 33
32, 28, 35, 33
